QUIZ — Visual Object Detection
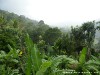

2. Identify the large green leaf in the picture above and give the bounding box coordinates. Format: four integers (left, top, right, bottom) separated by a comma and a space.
79, 47, 87, 65
25, 34, 34, 75
25, 34, 42, 75
31, 44, 42, 72
36, 61, 51, 75
25, 53, 32, 75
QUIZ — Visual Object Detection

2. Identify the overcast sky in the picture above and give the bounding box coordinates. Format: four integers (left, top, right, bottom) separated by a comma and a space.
0, 0, 100, 27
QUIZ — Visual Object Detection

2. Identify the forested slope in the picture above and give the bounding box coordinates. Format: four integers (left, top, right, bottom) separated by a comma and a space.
0, 9, 100, 75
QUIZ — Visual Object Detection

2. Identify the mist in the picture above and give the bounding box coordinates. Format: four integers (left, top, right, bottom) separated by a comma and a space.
0, 0, 100, 27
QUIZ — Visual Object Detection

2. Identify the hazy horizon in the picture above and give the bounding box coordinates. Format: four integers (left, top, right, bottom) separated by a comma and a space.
0, 0, 100, 27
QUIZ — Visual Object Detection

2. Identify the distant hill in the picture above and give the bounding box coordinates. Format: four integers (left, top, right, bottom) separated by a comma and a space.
0, 9, 38, 25
0, 9, 50, 32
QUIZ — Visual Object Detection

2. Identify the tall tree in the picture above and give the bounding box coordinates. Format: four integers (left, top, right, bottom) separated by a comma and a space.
82, 21, 96, 48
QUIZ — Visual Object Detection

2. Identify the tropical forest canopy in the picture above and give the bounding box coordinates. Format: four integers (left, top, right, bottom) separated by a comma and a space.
0, 9, 100, 75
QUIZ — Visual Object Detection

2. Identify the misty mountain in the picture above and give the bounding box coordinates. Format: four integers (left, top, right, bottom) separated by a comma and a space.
0, 9, 100, 40
0, 9, 38, 25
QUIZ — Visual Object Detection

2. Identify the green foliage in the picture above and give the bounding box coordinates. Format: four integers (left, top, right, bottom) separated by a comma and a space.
82, 21, 96, 48
0, 35, 100, 75
0, 15, 21, 52
25, 34, 42, 75
54, 34, 75, 55
43, 27, 62, 45
0, 28, 20, 52
0, 10, 100, 75
0, 45, 20, 75
75, 47, 100, 75
79, 47, 87, 65
36, 61, 51, 75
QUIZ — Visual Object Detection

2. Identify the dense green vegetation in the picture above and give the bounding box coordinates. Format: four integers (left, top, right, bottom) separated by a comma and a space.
0, 10, 100, 75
